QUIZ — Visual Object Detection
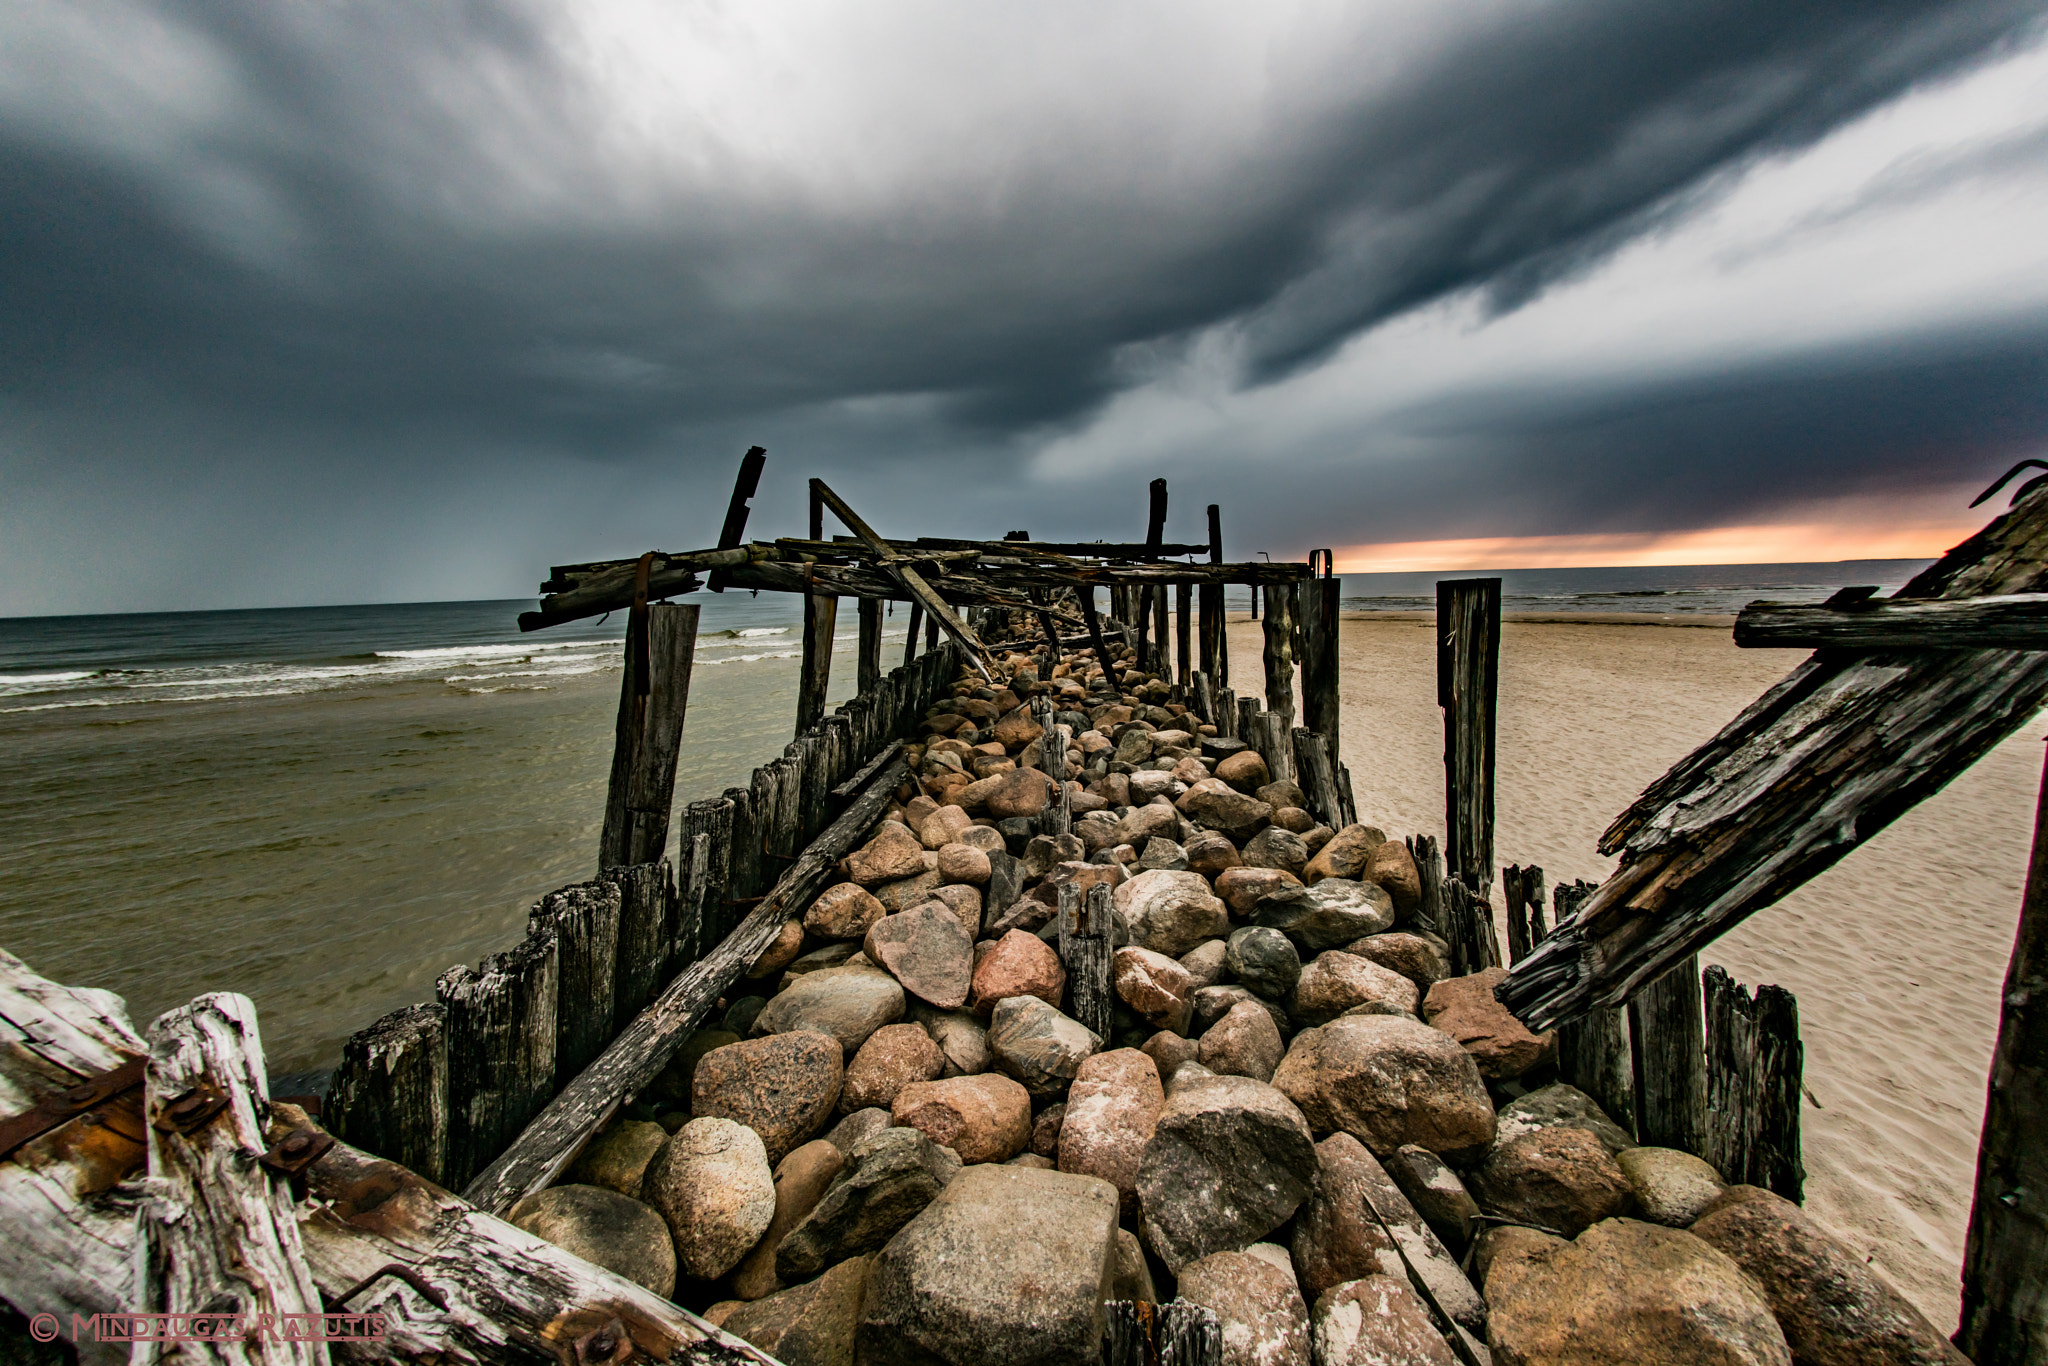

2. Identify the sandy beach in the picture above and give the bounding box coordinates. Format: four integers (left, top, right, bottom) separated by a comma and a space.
1225, 612, 2036, 1331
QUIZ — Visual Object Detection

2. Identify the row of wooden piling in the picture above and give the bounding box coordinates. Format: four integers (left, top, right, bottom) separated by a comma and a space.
327, 637, 965, 1192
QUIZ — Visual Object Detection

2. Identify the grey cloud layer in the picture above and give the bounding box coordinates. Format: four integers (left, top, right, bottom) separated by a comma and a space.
2, 0, 2046, 609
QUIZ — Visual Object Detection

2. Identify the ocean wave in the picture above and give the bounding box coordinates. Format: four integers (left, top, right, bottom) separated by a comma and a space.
375, 639, 617, 660
0, 670, 97, 685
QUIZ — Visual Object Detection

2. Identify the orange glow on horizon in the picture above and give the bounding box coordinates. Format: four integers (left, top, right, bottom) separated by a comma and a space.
1332, 515, 1978, 574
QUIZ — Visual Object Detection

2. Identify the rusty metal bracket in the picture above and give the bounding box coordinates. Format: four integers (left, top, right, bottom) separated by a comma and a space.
325, 1263, 450, 1315
0, 1054, 146, 1162
258, 1126, 336, 1176
573, 1317, 636, 1365
152, 1083, 230, 1136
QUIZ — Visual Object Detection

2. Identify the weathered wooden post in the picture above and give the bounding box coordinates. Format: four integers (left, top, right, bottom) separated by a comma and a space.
1067, 883, 1116, 1042
1958, 743, 2048, 1364
1175, 581, 1193, 691
1502, 863, 1547, 964
1303, 550, 1341, 746
904, 601, 924, 665
1630, 957, 1706, 1156
436, 928, 560, 1191
530, 881, 621, 1086
1201, 503, 1228, 686
1547, 878, 1637, 1137
328, 1002, 450, 1186
797, 594, 838, 735
599, 598, 699, 870
1437, 577, 1500, 900
1081, 586, 1114, 688
857, 596, 884, 693
1262, 579, 1300, 727
1407, 834, 1446, 938
1701, 965, 1803, 1200
603, 860, 675, 1023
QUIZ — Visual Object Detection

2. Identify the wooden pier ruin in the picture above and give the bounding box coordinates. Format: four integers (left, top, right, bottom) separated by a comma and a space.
2, 448, 2045, 1364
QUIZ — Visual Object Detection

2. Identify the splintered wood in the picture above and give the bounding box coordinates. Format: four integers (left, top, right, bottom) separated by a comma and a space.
1501, 484, 2048, 1031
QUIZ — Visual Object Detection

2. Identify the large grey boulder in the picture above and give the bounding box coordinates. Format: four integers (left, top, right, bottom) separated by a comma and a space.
1309, 1276, 1457, 1366
1253, 880, 1395, 953
1117, 869, 1231, 957
753, 964, 906, 1056
857, 1164, 1121, 1366
507, 1184, 676, 1298
988, 995, 1102, 1098
1058, 1048, 1165, 1218
775, 1124, 959, 1283
1134, 1071, 1316, 1272
1495, 1082, 1636, 1155
1225, 927, 1301, 1000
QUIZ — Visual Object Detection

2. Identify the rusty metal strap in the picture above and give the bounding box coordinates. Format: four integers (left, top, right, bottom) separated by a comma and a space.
0, 1054, 146, 1162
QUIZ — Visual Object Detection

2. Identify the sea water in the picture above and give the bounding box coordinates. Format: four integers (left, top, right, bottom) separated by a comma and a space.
0, 561, 1926, 1078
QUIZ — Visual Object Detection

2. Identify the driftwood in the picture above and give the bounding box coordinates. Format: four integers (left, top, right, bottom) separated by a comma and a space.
1734, 591, 2048, 650
1500, 483, 2048, 1031
461, 754, 911, 1215
1438, 578, 1500, 899
0, 949, 147, 1364
132, 992, 325, 1366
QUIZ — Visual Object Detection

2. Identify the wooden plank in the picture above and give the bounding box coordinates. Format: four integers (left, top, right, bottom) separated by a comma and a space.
1263, 581, 1300, 727
437, 928, 559, 1193
810, 478, 996, 681
1958, 756, 2048, 1366
530, 881, 620, 1088
599, 602, 699, 870
1438, 579, 1501, 899
1501, 483, 2048, 1031
134, 992, 324, 1366
462, 754, 912, 1215
328, 1003, 450, 1186
1629, 956, 1704, 1156
710, 444, 768, 594
601, 863, 670, 1027
1735, 591, 2048, 650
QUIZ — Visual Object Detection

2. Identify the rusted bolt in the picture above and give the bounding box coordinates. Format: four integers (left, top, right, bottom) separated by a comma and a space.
281, 1131, 314, 1155
584, 1330, 618, 1358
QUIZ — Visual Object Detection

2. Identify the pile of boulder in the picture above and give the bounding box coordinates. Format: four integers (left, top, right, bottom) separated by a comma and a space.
504, 644, 1966, 1366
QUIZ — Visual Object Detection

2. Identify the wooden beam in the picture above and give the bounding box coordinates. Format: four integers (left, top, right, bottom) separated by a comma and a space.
1175, 582, 1193, 690
1736, 591, 2048, 650
1958, 742, 2048, 1363
810, 479, 997, 682
1438, 578, 1500, 898
462, 754, 911, 1215
135, 993, 326, 1366
1145, 478, 1168, 556
1303, 554, 1340, 746
1499, 484, 2048, 1032
709, 444, 768, 592
599, 602, 698, 869
1202, 504, 1227, 687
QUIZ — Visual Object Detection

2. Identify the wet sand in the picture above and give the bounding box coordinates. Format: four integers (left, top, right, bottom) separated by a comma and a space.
1230, 612, 2035, 1332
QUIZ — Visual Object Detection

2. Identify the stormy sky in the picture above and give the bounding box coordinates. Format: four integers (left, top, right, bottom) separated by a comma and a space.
4, 0, 2048, 614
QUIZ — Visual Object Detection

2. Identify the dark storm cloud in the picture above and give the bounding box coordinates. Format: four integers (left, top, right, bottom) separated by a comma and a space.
2, 0, 2046, 610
